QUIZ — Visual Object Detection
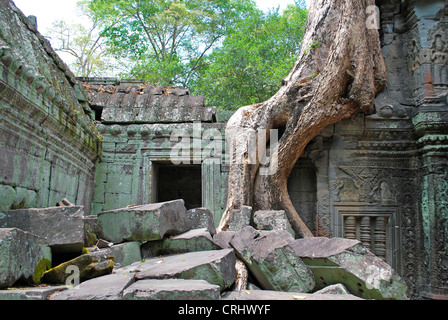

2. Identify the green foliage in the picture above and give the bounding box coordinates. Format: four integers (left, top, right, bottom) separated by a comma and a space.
86, 0, 257, 86
46, 1, 121, 77
78, 0, 308, 110
192, 3, 308, 110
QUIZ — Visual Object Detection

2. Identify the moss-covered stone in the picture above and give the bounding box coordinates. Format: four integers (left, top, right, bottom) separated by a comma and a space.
43, 252, 114, 284
33, 258, 52, 285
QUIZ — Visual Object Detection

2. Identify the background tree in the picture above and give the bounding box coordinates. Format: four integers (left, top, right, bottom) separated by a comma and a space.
45, 1, 119, 77
86, 0, 257, 87
193, 2, 308, 110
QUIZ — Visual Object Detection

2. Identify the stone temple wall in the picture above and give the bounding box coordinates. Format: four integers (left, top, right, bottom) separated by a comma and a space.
286, 0, 448, 299
0, 0, 101, 214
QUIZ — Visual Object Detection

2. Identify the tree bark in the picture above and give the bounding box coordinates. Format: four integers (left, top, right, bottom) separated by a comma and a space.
217, 0, 386, 238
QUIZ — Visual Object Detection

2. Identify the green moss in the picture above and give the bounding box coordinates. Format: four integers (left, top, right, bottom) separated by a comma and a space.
33, 258, 51, 285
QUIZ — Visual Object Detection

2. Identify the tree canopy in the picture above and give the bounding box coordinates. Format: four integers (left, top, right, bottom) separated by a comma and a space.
193, 3, 308, 110
50, 0, 308, 110
85, 0, 257, 87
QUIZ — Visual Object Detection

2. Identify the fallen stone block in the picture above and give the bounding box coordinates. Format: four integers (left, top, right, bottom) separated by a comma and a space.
110, 242, 142, 267
228, 206, 252, 231
253, 210, 295, 238
290, 237, 408, 300
42, 251, 114, 284
95, 200, 190, 243
0, 228, 51, 288
313, 283, 351, 295
141, 229, 221, 258
0, 206, 85, 253
186, 208, 216, 235
213, 231, 237, 249
0, 286, 68, 300
229, 226, 315, 293
116, 249, 236, 291
123, 279, 221, 300
87, 242, 142, 268
50, 273, 135, 300
222, 290, 363, 300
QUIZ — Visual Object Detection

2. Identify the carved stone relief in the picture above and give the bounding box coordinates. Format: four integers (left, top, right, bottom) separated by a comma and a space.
429, 29, 448, 86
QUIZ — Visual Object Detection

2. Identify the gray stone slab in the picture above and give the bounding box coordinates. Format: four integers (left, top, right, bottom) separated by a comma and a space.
117, 249, 236, 291
213, 231, 237, 249
50, 273, 135, 300
0, 228, 49, 288
222, 290, 363, 300
186, 208, 216, 236
0, 206, 84, 253
253, 210, 295, 237
313, 283, 351, 295
89, 241, 142, 268
0, 286, 68, 300
228, 206, 252, 231
141, 229, 221, 258
229, 226, 315, 293
96, 200, 190, 243
123, 279, 220, 300
290, 237, 408, 300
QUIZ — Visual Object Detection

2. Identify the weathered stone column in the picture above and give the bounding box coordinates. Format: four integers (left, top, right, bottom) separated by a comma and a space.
405, 0, 448, 299
414, 106, 448, 299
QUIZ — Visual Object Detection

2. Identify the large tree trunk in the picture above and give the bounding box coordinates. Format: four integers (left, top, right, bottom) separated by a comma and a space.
217, 0, 386, 238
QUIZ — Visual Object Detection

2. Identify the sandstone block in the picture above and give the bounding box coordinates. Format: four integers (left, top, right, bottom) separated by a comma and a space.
117, 249, 236, 291
95, 200, 189, 243
291, 237, 408, 300
43, 251, 114, 284
0, 206, 85, 253
123, 279, 220, 300
253, 210, 295, 237
228, 206, 252, 231
186, 208, 216, 235
229, 226, 315, 293
0, 286, 68, 300
141, 229, 221, 258
223, 290, 362, 300
50, 273, 135, 300
0, 228, 50, 288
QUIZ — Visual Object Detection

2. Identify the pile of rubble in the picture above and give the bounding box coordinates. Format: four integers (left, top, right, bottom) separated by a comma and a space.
0, 200, 408, 300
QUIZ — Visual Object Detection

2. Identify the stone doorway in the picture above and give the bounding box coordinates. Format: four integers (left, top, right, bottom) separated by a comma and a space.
153, 163, 202, 210
288, 157, 317, 235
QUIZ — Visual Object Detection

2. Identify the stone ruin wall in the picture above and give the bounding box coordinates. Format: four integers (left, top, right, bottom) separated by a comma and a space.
0, 0, 448, 299
0, 0, 101, 214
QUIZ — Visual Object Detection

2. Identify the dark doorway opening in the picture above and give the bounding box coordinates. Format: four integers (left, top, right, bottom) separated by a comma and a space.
154, 163, 202, 210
